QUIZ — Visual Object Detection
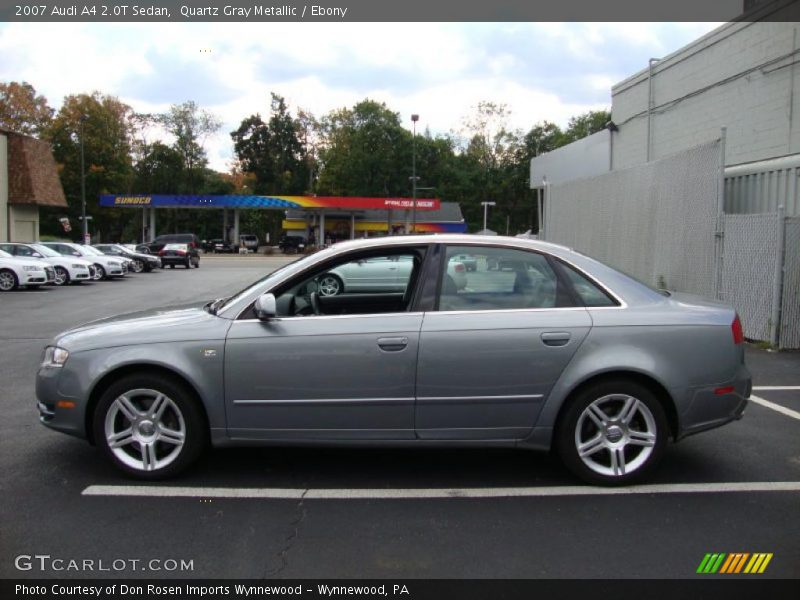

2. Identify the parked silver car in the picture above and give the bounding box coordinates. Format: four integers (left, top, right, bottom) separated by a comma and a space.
36, 235, 750, 484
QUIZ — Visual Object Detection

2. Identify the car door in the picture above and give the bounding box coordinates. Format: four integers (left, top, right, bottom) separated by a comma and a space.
415, 244, 593, 440
223, 247, 428, 441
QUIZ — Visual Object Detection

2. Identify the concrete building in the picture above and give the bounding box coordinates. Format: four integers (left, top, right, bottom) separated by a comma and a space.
531, 2, 800, 216
0, 128, 67, 242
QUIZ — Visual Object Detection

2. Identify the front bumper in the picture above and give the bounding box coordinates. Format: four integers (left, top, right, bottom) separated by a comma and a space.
679, 364, 751, 439
36, 364, 87, 439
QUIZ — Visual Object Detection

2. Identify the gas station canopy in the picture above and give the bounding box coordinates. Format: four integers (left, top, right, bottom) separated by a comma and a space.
99, 195, 441, 211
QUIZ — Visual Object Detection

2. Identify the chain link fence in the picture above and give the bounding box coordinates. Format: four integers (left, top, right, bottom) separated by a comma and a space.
720, 213, 780, 342
780, 217, 800, 349
544, 140, 721, 299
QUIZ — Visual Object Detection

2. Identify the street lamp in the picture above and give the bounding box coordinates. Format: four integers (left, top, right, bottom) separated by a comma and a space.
411, 114, 419, 234
481, 201, 496, 232
79, 114, 89, 243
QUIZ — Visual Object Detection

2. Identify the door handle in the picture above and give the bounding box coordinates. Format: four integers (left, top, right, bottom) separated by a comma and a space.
541, 332, 571, 347
377, 337, 408, 351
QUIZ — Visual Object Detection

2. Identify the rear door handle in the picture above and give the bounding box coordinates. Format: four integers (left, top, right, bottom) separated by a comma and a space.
541, 332, 571, 347
377, 337, 408, 352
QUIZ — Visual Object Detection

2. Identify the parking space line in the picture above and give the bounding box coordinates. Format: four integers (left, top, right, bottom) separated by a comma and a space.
82, 481, 800, 500
752, 386, 800, 391
750, 394, 800, 421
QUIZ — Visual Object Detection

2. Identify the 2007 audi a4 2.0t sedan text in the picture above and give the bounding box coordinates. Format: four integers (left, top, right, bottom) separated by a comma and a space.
36, 235, 751, 485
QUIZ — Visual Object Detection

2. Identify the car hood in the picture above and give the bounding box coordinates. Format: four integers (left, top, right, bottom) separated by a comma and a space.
0, 256, 46, 269
55, 303, 231, 352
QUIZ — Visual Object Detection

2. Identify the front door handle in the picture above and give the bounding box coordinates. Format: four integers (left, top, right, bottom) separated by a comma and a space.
377, 336, 408, 352
541, 332, 571, 347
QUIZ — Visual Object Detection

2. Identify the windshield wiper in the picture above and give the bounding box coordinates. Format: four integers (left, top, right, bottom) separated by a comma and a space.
205, 297, 228, 315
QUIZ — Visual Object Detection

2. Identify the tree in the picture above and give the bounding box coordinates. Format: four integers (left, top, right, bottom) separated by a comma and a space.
46, 92, 136, 241
231, 93, 308, 195
317, 99, 411, 196
562, 109, 612, 144
0, 81, 54, 136
159, 101, 222, 193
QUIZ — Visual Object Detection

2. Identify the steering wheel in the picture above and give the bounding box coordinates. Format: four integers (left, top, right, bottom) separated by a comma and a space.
309, 291, 321, 315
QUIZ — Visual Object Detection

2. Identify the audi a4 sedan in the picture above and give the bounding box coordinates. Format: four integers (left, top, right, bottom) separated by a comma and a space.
36, 235, 750, 485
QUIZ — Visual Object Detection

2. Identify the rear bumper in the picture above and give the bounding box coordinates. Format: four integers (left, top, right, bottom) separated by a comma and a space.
678, 364, 751, 439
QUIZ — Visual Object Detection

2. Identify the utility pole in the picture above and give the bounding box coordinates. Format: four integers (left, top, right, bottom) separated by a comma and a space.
80, 114, 89, 243
481, 201, 496, 232
411, 113, 419, 233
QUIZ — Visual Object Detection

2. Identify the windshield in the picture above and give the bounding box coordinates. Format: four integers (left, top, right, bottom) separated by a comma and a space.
32, 244, 62, 258
82, 246, 102, 256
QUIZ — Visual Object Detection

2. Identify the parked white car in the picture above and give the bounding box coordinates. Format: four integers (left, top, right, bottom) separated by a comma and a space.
0, 249, 55, 291
0, 243, 95, 285
40, 242, 125, 280
317, 254, 467, 296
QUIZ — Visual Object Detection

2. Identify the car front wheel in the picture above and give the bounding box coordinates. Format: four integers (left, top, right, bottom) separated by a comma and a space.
93, 374, 207, 479
0, 269, 18, 291
132, 260, 144, 273
556, 380, 668, 486
53, 266, 70, 286
317, 274, 343, 297
93, 264, 105, 280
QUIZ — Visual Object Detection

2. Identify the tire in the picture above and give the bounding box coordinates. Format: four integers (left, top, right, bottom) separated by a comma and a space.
94, 264, 105, 280
0, 269, 18, 291
53, 266, 70, 286
132, 260, 145, 274
317, 273, 343, 297
169, 264, 175, 269
93, 373, 207, 480
194, 259, 200, 268
556, 379, 668, 486
185, 258, 191, 269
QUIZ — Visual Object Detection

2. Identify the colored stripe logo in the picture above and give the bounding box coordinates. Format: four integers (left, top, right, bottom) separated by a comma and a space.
697, 553, 773, 574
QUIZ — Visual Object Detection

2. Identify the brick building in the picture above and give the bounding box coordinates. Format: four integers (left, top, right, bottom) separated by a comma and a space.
0, 128, 67, 242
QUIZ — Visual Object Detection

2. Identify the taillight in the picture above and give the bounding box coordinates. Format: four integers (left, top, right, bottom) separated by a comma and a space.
732, 314, 744, 345
454, 263, 465, 273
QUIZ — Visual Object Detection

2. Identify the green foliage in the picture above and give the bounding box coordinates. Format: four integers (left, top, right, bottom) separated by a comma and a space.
316, 99, 412, 196
45, 92, 136, 241
158, 100, 222, 194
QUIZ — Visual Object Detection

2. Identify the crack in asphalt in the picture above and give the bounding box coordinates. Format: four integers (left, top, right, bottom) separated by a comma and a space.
264, 487, 309, 578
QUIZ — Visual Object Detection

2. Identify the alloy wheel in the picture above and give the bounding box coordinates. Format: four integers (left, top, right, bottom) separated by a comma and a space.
317, 274, 342, 296
574, 393, 657, 478
0, 270, 16, 291
54, 266, 69, 286
103, 388, 186, 472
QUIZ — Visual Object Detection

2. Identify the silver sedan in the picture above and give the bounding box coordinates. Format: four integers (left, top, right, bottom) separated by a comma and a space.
36, 235, 750, 485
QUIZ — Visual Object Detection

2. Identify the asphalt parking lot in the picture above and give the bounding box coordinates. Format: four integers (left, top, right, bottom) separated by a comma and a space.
0, 256, 798, 580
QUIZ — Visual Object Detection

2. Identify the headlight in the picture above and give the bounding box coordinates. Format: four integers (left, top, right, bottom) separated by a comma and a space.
42, 346, 70, 368
72, 264, 87, 269
109, 261, 121, 266
23, 265, 40, 272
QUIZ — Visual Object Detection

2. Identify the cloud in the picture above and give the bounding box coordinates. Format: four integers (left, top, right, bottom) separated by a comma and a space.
0, 21, 722, 170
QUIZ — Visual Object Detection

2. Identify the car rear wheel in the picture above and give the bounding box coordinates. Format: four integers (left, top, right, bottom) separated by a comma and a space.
317, 273, 343, 297
0, 269, 18, 291
556, 380, 668, 485
93, 374, 207, 479
53, 266, 70, 286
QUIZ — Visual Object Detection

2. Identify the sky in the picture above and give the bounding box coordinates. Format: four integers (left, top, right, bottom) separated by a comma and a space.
0, 22, 722, 171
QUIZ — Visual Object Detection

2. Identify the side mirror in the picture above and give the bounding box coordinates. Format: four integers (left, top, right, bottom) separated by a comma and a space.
32, 252, 43, 258
254, 293, 277, 320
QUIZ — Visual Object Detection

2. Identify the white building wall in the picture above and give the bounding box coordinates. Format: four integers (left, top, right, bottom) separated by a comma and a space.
612, 21, 800, 169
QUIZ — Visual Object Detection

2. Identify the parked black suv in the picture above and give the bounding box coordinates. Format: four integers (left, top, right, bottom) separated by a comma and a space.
142, 233, 201, 254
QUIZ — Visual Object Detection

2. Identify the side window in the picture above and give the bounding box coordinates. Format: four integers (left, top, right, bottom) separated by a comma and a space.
15, 245, 34, 256
438, 246, 575, 311
560, 262, 618, 307
273, 250, 424, 317
0, 244, 15, 255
